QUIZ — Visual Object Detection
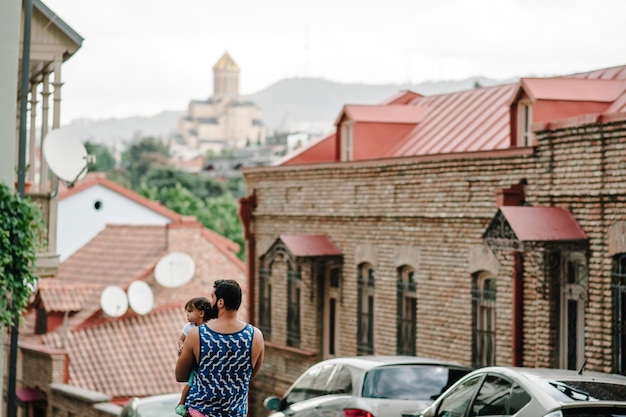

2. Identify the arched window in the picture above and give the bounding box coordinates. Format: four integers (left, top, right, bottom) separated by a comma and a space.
472, 272, 496, 367
258, 266, 272, 338
357, 262, 375, 355
287, 264, 302, 347
397, 265, 417, 355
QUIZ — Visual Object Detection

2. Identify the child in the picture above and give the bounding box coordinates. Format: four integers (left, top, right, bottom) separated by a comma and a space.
176, 297, 211, 416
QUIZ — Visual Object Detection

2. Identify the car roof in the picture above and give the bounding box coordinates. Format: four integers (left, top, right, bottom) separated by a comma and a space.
476, 366, 626, 383
314, 355, 471, 371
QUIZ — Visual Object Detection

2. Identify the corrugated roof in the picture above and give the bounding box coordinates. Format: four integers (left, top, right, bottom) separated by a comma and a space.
280, 234, 342, 257
338, 105, 427, 124
276, 64, 626, 166
500, 206, 587, 241
517, 78, 625, 102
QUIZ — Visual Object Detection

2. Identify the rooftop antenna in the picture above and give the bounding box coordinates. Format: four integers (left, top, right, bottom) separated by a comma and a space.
100, 285, 129, 318
154, 252, 196, 288
42, 128, 95, 191
577, 357, 588, 375
127, 280, 154, 315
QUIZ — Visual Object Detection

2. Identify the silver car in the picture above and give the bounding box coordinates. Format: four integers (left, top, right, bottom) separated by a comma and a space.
264, 355, 472, 417
419, 366, 626, 417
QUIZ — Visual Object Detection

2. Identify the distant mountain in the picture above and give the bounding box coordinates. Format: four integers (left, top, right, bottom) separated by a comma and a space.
59, 76, 514, 148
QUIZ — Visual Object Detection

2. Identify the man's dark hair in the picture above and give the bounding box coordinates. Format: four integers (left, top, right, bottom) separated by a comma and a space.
214, 279, 242, 311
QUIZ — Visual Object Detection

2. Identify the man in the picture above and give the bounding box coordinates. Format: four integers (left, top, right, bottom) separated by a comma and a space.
176, 279, 265, 417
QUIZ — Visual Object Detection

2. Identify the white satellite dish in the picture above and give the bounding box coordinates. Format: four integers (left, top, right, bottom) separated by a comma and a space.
127, 280, 154, 315
154, 252, 195, 288
42, 128, 89, 185
100, 285, 129, 317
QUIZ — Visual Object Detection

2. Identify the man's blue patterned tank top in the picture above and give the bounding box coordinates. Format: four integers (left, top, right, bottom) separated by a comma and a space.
185, 323, 254, 417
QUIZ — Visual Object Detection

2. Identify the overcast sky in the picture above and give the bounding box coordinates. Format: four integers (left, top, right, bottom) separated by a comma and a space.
43, 0, 626, 125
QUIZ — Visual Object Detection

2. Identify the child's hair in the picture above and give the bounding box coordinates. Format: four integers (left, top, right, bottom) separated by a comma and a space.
184, 297, 211, 317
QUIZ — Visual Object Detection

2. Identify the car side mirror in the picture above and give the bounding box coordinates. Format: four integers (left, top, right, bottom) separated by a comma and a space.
264, 396, 282, 411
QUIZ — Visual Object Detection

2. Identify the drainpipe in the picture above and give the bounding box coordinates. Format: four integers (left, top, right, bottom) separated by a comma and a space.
238, 191, 257, 325
512, 252, 524, 366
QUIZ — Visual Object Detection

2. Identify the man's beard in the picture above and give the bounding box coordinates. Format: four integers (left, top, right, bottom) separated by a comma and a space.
206, 303, 218, 320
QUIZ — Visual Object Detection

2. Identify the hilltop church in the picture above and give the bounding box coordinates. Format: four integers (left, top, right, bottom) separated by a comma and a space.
172, 52, 266, 161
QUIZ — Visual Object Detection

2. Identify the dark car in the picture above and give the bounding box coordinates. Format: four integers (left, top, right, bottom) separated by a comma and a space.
418, 366, 626, 417
264, 355, 472, 417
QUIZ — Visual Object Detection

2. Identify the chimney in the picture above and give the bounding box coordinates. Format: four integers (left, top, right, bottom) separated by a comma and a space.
495, 183, 526, 207
166, 216, 203, 252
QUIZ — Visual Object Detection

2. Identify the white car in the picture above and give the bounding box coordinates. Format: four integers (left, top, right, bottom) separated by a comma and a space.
419, 366, 626, 417
121, 393, 179, 417
264, 355, 472, 417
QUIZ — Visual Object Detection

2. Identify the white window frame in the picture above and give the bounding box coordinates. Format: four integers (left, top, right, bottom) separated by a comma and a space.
340, 121, 353, 161
517, 100, 533, 147
559, 251, 586, 370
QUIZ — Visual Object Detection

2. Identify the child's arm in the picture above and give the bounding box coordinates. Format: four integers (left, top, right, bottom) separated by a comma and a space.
177, 333, 186, 355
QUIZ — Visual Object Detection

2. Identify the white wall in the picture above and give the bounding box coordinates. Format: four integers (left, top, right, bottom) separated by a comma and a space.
0, 0, 20, 186
58, 185, 173, 260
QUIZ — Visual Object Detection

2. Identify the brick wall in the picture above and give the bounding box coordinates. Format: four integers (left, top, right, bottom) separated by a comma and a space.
244, 116, 626, 416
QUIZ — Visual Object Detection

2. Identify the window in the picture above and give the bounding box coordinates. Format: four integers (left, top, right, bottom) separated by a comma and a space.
357, 263, 375, 355
340, 122, 353, 161
397, 265, 417, 355
435, 375, 482, 417
258, 267, 272, 338
613, 254, 626, 374
471, 374, 530, 416
560, 252, 586, 370
518, 100, 533, 146
287, 265, 302, 347
472, 273, 496, 367
284, 364, 351, 405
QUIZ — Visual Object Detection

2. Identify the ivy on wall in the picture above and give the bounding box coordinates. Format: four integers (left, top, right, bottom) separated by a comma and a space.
0, 182, 41, 327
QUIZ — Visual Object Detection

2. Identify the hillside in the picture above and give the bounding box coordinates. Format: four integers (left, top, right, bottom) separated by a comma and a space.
58, 76, 513, 147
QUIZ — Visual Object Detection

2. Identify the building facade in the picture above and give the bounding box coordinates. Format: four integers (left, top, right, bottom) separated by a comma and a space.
173, 52, 266, 159
240, 66, 626, 416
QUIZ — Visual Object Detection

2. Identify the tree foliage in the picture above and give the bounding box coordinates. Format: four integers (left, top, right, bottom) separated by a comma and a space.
84, 141, 116, 172
0, 183, 42, 327
113, 136, 246, 259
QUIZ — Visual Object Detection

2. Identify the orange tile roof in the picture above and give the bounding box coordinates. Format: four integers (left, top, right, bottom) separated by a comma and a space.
42, 305, 184, 398
59, 173, 182, 222
23, 221, 247, 402
276, 64, 626, 166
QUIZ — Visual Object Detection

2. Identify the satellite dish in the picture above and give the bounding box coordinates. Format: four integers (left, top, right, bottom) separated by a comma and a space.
154, 252, 195, 288
127, 280, 154, 315
42, 128, 89, 186
100, 285, 129, 317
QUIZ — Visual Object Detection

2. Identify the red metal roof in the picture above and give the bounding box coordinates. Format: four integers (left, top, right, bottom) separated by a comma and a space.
337, 104, 427, 124
16, 388, 46, 403
515, 78, 625, 102
276, 64, 626, 166
280, 234, 342, 257
500, 206, 587, 241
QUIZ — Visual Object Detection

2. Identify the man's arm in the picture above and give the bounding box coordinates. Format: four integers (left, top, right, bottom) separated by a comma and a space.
176, 327, 198, 382
250, 326, 265, 380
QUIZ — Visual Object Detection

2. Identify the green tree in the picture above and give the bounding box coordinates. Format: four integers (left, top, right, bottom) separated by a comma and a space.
84, 141, 116, 172
0, 183, 42, 327
121, 136, 169, 189
143, 166, 227, 200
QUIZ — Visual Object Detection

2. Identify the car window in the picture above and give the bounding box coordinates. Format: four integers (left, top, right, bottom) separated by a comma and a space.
435, 375, 481, 417
550, 380, 626, 402
327, 365, 353, 395
470, 374, 529, 416
561, 407, 626, 416
285, 364, 338, 405
362, 365, 470, 401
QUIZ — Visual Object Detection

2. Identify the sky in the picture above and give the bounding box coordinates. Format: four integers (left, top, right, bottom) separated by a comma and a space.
42, 0, 626, 125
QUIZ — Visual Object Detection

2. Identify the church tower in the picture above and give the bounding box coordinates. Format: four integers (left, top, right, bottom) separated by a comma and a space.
213, 51, 239, 99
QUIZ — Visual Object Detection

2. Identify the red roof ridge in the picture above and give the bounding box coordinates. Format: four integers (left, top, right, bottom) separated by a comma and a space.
59, 175, 182, 221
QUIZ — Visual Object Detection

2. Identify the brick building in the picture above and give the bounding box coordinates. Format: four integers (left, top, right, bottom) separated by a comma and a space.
240, 65, 626, 416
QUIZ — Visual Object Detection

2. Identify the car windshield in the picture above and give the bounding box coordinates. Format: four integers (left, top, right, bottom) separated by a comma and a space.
362, 365, 468, 401
549, 381, 626, 402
